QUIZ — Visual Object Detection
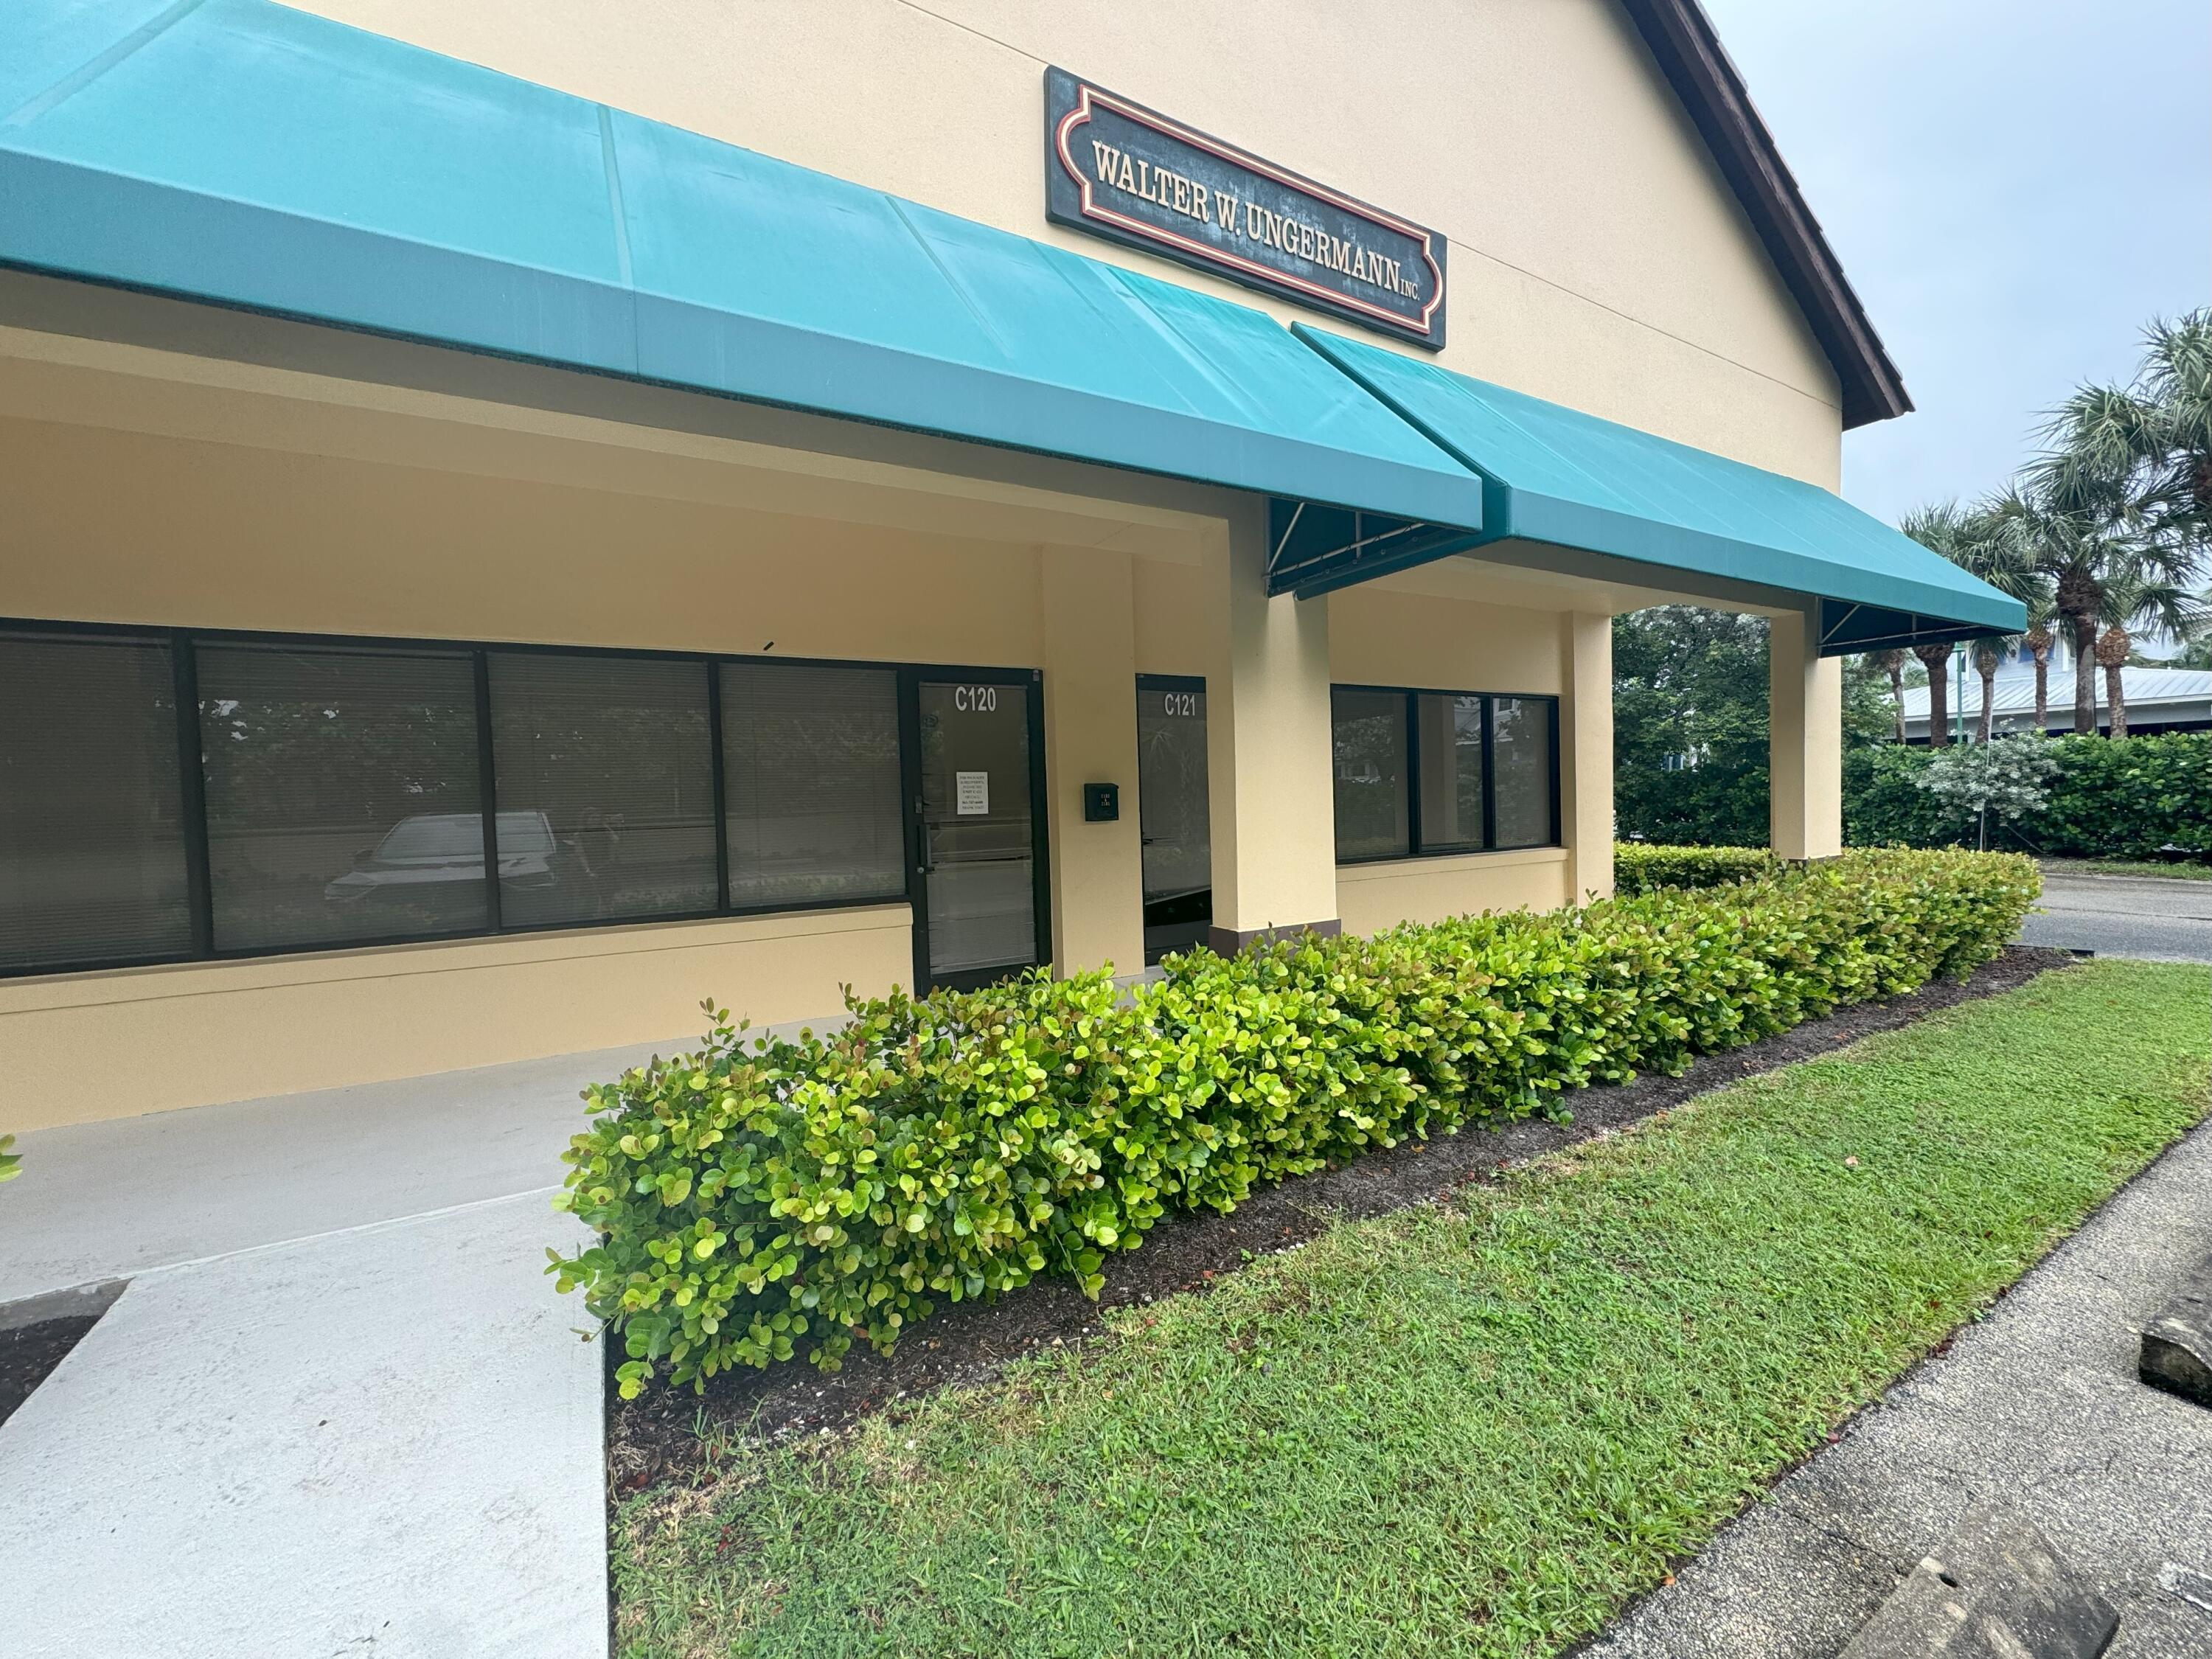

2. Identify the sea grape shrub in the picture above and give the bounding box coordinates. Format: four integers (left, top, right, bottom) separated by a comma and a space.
552, 848, 2039, 1394
1612, 843, 1779, 894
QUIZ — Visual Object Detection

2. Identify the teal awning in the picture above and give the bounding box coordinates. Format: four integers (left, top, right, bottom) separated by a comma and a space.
1293, 327, 2026, 653
0, 0, 1485, 532
0, 0, 2017, 654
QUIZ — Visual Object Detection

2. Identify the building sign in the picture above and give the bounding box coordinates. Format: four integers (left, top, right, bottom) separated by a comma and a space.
1045, 67, 1446, 349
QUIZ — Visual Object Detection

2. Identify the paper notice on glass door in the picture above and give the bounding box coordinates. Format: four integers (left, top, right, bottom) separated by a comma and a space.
955, 771, 990, 815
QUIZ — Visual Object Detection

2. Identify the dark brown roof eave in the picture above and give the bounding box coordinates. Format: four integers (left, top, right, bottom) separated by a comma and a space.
1618, 0, 1913, 430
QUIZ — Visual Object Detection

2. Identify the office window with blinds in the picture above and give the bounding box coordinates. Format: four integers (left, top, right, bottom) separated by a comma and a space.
196, 644, 487, 951
1332, 684, 1558, 863
1330, 686, 1411, 861
0, 625, 959, 979
1414, 692, 1486, 853
0, 631, 193, 970
721, 661, 905, 911
1492, 696, 1558, 850
488, 653, 717, 928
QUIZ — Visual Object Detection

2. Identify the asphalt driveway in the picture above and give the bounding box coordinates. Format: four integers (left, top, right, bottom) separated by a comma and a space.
2019, 870, 2212, 962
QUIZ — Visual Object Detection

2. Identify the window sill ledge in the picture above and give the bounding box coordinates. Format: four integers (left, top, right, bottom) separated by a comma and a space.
1336, 846, 1568, 883
0, 902, 913, 1014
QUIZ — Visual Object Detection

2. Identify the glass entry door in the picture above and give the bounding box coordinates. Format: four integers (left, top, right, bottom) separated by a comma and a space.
908, 671, 1048, 991
1135, 675, 1211, 963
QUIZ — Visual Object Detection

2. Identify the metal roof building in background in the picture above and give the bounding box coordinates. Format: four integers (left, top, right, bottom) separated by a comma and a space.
1899, 667, 2212, 742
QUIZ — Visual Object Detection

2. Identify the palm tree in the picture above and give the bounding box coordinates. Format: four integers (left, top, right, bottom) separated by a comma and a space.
2039, 309, 2212, 563
1983, 481, 2151, 735
2020, 585, 2058, 730
1899, 504, 1977, 745
2092, 571, 2207, 737
2025, 311, 2211, 734
1913, 643, 1955, 745
1875, 648, 1908, 742
2166, 588, 2212, 669
1901, 501, 2039, 745
1970, 638, 2006, 742
1960, 535, 2041, 743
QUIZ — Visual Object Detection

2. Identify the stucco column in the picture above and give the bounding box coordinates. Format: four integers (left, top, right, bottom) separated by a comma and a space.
1559, 611, 1615, 902
1206, 500, 1339, 950
1769, 606, 1843, 859
1040, 544, 1146, 975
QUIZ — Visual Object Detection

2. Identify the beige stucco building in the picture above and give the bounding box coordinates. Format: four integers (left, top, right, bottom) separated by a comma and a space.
0, 0, 2020, 1130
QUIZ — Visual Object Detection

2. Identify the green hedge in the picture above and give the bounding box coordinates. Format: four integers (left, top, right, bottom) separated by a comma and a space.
549, 849, 2039, 1394
2028, 734, 2211, 857
1613, 843, 1779, 894
1846, 733, 2212, 858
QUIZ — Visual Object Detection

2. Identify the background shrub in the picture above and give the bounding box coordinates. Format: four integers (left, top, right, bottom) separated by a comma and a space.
1844, 745, 1953, 848
1613, 843, 1779, 894
1846, 733, 2211, 858
551, 849, 2039, 1394
2029, 733, 2211, 857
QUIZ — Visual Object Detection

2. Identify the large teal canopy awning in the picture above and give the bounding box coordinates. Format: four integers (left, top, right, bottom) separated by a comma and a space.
0, 0, 1486, 532
0, 0, 2018, 655
1290, 327, 2026, 653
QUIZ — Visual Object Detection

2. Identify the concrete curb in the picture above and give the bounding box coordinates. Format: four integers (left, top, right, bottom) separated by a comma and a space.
2139, 1255, 2212, 1410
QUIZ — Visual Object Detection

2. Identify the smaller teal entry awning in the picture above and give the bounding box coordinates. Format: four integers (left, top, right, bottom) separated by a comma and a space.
1289, 327, 2027, 654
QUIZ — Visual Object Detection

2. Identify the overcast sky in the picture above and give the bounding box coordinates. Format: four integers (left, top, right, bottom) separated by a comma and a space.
1699, 0, 2211, 526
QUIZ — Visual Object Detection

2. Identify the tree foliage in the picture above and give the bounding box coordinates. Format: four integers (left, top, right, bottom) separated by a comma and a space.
1912, 736, 2059, 848
1613, 607, 1892, 847
1889, 309, 2211, 740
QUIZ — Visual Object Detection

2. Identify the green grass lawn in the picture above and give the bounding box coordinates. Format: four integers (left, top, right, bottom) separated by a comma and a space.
2039, 855, 2212, 882
614, 960, 2212, 1658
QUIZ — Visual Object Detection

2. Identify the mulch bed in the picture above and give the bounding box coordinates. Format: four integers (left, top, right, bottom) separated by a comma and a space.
0, 1315, 102, 1430
608, 945, 2073, 1495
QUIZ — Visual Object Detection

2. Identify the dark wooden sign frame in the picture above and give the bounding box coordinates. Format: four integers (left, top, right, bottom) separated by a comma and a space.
1045, 67, 1447, 349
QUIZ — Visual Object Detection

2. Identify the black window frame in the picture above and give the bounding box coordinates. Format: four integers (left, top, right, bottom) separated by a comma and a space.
1330, 682, 1562, 866
0, 617, 1001, 981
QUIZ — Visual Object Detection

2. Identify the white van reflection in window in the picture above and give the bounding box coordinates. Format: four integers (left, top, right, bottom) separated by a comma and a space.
323, 811, 560, 903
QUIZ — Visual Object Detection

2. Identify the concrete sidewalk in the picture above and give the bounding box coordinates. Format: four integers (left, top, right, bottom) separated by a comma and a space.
1584, 1119, 2212, 1659
0, 1036, 700, 1659
0, 1034, 672, 1306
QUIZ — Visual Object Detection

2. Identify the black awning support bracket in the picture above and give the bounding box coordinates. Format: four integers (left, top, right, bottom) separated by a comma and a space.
1265, 497, 1486, 599
1816, 597, 2008, 658
1820, 602, 1863, 650
1270, 500, 1307, 570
